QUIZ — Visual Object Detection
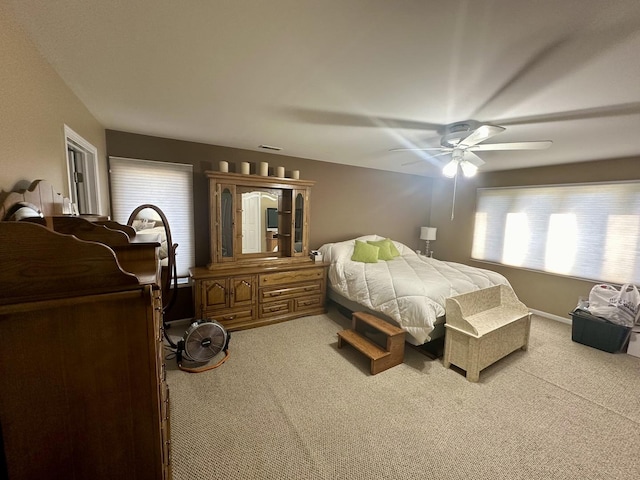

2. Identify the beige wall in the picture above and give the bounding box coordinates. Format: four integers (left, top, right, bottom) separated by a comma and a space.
431, 157, 640, 319
0, 2, 107, 210
105, 130, 434, 267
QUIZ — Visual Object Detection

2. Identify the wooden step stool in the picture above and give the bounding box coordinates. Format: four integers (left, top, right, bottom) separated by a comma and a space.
337, 312, 405, 374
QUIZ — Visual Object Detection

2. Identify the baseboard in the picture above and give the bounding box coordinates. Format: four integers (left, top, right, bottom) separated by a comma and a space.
530, 308, 572, 325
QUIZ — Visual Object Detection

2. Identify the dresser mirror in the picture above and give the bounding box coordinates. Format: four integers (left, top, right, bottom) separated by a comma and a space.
207, 172, 314, 267
238, 188, 279, 255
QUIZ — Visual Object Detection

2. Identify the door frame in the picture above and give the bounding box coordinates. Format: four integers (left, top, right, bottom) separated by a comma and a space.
64, 124, 102, 214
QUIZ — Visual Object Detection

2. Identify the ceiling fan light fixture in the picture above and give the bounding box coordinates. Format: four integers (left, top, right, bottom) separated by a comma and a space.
442, 159, 459, 178
392, 121, 549, 178
460, 160, 478, 177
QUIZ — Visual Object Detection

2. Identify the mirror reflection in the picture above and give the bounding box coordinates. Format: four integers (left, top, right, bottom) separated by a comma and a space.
209, 171, 313, 264
130, 207, 168, 258
127, 204, 177, 315
240, 190, 278, 254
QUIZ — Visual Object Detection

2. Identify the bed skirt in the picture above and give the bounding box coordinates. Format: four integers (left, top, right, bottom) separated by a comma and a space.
327, 287, 446, 346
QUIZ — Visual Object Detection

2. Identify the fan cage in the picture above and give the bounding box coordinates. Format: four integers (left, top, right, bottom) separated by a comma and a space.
183, 321, 228, 362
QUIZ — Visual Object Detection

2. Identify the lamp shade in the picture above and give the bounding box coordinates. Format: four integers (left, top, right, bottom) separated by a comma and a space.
420, 227, 437, 241
460, 160, 478, 177
442, 159, 458, 178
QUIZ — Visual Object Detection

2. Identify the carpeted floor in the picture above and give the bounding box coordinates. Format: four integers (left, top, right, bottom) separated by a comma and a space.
165, 306, 640, 479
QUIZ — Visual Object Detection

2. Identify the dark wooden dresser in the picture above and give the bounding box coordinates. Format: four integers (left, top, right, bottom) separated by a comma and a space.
0, 222, 171, 480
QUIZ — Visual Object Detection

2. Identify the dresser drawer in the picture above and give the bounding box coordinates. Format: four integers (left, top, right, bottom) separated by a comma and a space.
294, 294, 324, 312
259, 267, 325, 287
260, 281, 322, 301
260, 300, 291, 318
204, 307, 254, 325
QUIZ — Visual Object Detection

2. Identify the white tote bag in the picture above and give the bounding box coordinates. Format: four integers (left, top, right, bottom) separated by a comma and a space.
589, 283, 640, 327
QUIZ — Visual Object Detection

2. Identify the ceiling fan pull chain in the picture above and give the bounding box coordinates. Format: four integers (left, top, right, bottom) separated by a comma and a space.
451, 173, 457, 221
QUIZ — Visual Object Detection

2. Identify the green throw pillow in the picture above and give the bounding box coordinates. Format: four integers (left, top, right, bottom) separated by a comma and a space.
385, 239, 401, 257
351, 240, 379, 263
367, 238, 400, 259
367, 240, 394, 261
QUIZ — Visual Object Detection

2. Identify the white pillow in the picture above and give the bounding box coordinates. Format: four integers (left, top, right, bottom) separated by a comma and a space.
132, 219, 156, 231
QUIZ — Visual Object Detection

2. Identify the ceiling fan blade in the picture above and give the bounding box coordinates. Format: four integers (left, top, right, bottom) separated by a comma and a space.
389, 147, 450, 153
470, 38, 570, 119
401, 159, 425, 166
283, 107, 444, 131
472, 20, 640, 120
469, 141, 552, 151
399, 150, 451, 167
458, 125, 505, 147
463, 151, 485, 167
494, 103, 640, 127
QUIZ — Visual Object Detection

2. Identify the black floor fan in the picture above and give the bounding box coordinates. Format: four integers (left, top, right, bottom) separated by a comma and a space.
127, 204, 230, 373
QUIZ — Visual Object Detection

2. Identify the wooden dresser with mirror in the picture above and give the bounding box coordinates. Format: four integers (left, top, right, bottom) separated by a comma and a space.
190, 171, 328, 331
0, 180, 171, 480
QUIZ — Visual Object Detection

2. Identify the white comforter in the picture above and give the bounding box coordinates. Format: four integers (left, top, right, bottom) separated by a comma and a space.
134, 225, 169, 260
319, 235, 511, 344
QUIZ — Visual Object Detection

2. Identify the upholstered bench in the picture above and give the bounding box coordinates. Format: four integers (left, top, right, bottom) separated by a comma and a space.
443, 285, 531, 382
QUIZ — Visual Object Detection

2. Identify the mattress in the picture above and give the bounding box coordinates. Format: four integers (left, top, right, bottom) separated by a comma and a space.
319, 235, 511, 345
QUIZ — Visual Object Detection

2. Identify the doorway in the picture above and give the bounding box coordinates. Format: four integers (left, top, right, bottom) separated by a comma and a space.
64, 125, 101, 214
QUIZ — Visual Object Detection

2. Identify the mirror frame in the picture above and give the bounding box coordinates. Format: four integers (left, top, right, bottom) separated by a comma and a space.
127, 204, 178, 313
206, 171, 315, 267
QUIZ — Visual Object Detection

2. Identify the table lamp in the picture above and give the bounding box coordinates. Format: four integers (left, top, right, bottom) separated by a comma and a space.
420, 227, 437, 257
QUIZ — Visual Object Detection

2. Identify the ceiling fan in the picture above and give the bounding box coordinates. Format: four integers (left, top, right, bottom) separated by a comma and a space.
390, 121, 552, 177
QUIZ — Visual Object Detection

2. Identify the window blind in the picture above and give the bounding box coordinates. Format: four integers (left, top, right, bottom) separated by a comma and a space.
472, 182, 640, 284
109, 157, 195, 278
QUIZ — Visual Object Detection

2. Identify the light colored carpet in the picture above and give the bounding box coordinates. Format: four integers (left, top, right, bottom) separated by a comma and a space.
165, 307, 640, 480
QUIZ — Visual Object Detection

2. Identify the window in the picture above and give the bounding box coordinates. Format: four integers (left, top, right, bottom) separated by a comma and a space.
472, 182, 640, 284
109, 157, 195, 278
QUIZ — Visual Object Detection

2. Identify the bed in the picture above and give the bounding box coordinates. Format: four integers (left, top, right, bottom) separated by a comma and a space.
318, 234, 511, 345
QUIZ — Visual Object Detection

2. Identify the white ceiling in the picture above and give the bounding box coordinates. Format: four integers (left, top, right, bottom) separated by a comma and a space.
9, 0, 640, 177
